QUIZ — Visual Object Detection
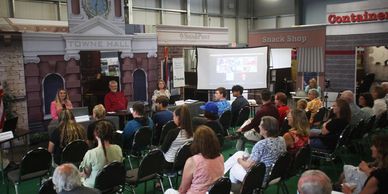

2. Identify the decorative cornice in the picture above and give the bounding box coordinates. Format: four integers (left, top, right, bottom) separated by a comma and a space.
23, 56, 40, 64
64, 52, 80, 61
121, 51, 134, 59
147, 51, 157, 58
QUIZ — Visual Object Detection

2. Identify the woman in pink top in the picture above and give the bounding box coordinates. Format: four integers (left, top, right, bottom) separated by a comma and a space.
50, 89, 73, 120
165, 125, 224, 194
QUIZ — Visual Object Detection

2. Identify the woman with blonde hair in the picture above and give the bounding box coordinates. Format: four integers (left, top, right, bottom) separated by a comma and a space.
283, 109, 310, 153
165, 125, 224, 194
50, 89, 73, 120
48, 109, 86, 164
152, 80, 171, 111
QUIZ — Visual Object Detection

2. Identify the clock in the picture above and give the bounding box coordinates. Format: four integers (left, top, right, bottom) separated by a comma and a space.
83, 0, 110, 18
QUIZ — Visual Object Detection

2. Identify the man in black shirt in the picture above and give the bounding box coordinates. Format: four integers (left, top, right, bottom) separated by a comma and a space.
231, 85, 249, 126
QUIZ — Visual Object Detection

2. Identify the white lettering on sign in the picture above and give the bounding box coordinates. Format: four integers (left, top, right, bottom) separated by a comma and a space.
66, 40, 131, 50
179, 32, 210, 40
261, 35, 307, 44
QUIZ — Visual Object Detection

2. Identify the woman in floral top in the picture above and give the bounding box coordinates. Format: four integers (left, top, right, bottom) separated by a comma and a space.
224, 116, 286, 184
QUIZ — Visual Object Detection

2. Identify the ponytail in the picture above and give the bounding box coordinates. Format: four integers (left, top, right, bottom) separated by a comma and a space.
175, 105, 193, 137
95, 121, 114, 164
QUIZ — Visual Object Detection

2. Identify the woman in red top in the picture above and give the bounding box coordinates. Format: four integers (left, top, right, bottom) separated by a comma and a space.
283, 109, 309, 153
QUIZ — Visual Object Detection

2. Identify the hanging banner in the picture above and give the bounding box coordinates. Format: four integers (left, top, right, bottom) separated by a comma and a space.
173, 58, 185, 88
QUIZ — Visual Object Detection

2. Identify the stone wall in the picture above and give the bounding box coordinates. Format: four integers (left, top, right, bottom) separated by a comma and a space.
325, 32, 388, 92
0, 34, 28, 130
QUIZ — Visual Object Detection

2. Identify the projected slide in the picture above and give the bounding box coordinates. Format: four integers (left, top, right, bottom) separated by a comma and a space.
197, 47, 268, 89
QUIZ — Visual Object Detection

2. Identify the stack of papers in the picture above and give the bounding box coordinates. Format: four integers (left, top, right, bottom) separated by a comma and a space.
184, 99, 198, 104
75, 115, 90, 123
0, 131, 14, 142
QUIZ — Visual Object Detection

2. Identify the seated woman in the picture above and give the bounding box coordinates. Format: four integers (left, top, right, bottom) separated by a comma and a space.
152, 80, 171, 111
283, 109, 310, 153
50, 89, 73, 120
224, 116, 286, 184
87, 104, 114, 148
161, 105, 193, 169
371, 85, 387, 117
80, 120, 123, 188
310, 98, 350, 151
358, 92, 374, 118
48, 109, 86, 164
304, 78, 321, 97
165, 125, 224, 194
342, 134, 388, 194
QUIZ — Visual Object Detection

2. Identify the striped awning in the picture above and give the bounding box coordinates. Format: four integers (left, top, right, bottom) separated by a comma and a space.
297, 47, 324, 72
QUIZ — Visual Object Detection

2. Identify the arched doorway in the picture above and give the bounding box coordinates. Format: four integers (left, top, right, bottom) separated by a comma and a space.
133, 69, 147, 101
43, 73, 64, 115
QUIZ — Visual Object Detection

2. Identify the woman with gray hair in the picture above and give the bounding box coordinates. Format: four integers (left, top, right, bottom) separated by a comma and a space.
297, 170, 332, 194
52, 163, 100, 194
224, 116, 286, 184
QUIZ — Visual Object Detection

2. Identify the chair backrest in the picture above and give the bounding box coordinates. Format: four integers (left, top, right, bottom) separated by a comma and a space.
240, 162, 266, 194
159, 120, 177, 144
132, 126, 152, 150
219, 110, 232, 133
19, 147, 52, 180
236, 106, 251, 127
336, 124, 353, 148
266, 152, 292, 187
173, 141, 193, 171
61, 140, 89, 165
279, 117, 291, 136
137, 149, 165, 180
3, 116, 18, 132
39, 178, 56, 194
208, 177, 231, 194
314, 107, 327, 123
376, 110, 388, 129
94, 161, 126, 193
288, 145, 311, 178
349, 119, 366, 140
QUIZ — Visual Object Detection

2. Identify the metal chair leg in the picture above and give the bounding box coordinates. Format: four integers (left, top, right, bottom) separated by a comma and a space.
159, 178, 165, 193
128, 156, 133, 169
14, 182, 19, 194
168, 177, 173, 189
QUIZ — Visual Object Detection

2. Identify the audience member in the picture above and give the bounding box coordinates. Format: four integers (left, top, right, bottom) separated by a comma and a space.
358, 93, 374, 118
283, 109, 309, 153
382, 82, 388, 105
275, 92, 290, 125
306, 89, 322, 125
152, 80, 171, 111
152, 96, 173, 144
165, 125, 224, 194
304, 78, 321, 97
87, 104, 114, 148
80, 120, 123, 188
104, 80, 128, 112
48, 109, 86, 164
122, 102, 153, 149
52, 163, 101, 194
371, 85, 387, 117
224, 116, 286, 184
342, 134, 388, 194
236, 90, 279, 151
214, 87, 231, 116
230, 85, 249, 126
340, 90, 370, 126
297, 170, 332, 194
0, 84, 5, 132
310, 98, 350, 150
161, 105, 193, 169
51, 89, 73, 120
297, 99, 308, 110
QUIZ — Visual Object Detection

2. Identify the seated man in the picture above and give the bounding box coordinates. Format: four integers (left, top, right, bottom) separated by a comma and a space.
152, 96, 173, 144
104, 80, 128, 112
122, 102, 153, 149
298, 170, 332, 194
340, 90, 370, 126
230, 85, 249, 127
214, 87, 231, 116
236, 90, 279, 151
306, 89, 322, 125
52, 163, 101, 194
193, 102, 224, 135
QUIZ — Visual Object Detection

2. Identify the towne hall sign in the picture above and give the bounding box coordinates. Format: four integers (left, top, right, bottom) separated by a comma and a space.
328, 10, 388, 24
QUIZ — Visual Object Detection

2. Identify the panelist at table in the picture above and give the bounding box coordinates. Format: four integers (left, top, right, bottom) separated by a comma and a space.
50, 89, 73, 120
104, 80, 128, 112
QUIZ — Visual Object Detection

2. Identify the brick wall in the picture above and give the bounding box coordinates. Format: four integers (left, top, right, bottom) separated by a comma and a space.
325, 32, 388, 92
0, 36, 28, 130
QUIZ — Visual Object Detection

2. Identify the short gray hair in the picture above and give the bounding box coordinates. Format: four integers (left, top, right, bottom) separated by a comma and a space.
298, 170, 332, 194
52, 163, 82, 193
308, 89, 319, 98
340, 90, 354, 103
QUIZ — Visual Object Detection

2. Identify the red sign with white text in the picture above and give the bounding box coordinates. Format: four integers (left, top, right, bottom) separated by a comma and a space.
328, 11, 388, 24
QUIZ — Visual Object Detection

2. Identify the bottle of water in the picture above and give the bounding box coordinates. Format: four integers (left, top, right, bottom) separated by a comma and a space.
243, 148, 250, 158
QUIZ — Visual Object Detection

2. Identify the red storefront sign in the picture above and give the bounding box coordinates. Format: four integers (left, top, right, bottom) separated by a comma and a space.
328, 11, 388, 24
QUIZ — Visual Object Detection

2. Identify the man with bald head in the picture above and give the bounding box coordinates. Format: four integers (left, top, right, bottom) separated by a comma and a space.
340, 90, 369, 126
52, 163, 100, 194
298, 170, 332, 194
